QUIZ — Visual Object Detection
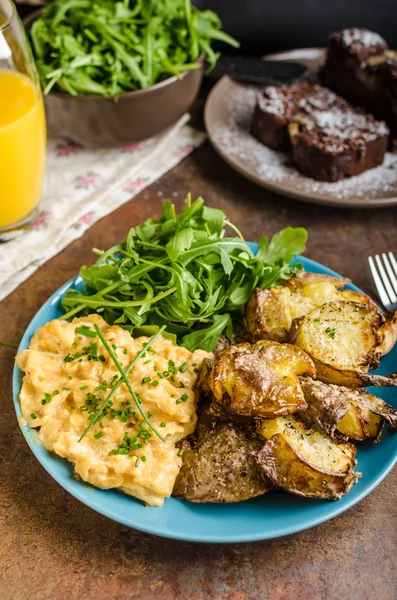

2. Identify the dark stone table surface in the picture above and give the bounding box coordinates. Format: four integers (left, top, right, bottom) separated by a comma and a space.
1, 137, 396, 600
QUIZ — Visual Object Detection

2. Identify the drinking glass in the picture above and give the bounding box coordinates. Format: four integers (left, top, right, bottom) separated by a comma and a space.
0, 0, 46, 241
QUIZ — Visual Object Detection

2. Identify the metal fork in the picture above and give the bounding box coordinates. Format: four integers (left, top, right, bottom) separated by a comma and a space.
368, 252, 397, 311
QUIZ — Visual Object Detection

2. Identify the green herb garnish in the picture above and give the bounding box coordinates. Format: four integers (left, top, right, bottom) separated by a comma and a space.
75, 326, 96, 338
109, 432, 142, 456
0, 341, 19, 348
78, 324, 166, 443
62, 196, 307, 352
325, 327, 337, 338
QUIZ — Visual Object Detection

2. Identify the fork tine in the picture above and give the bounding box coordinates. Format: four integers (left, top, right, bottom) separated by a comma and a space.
368, 256, 390, 307
375, 254, 397, 303
382, 253, 397, 297
388, 252, 397, 279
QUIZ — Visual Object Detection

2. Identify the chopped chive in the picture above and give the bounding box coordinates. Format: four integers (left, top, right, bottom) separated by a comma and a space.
179, 363, 187, 373
68, 376, 72, 380
30, 413, 37, 420
112, 343, 117, 350
62, 387, 70, 391
91, 342, 98, 357
160, 422, 166, 427
70, 406, 75, 410
41, 392, 52, 405
135, 457, 140, 467
123, 348, 128, 355
142, 376, 151, 384
52, 390, 59, 396
151, 380, 159, 387
141, 456, 147, 462
177, 449, 184, 457
325, 327, 337, 338
80, 385, 88, 390
75, 326, 97, 338
181, 393, 189, 402
94, 432, 103, 439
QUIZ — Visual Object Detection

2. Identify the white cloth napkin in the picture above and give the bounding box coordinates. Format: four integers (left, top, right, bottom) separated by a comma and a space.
0, 116, 206, 302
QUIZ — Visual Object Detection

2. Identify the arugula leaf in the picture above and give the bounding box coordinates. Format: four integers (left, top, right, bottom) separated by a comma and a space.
182, 314, 231, 352
256, 227, 308, 264
202, 206, 225, 233
166, 227, 195, 262
61, 195, 308, 352
132, 325, 177, 344
29, 0, 239, 96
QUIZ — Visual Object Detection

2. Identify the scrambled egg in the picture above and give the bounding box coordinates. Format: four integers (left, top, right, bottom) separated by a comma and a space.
16, 314, 211, 506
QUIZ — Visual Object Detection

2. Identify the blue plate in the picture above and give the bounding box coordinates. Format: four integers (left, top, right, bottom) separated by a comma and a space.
13, 245, 397, 543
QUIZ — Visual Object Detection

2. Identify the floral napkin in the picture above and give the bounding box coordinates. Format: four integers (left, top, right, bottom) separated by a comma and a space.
0, 117, 206, 302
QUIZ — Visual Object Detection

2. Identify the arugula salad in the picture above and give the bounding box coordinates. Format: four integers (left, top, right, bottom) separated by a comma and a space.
61, 195, 307, 351
30, 0, 239, 96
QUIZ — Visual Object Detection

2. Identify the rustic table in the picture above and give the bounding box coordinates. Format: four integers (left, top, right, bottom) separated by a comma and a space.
1, 141, 396, 600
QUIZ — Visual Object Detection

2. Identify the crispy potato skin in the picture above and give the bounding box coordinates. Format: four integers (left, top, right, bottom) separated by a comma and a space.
208, 340, 316, 418
245, 287, 292, 343
379, 310, 397, 356
309, 359, 397, 388
299, 377, 397, 441
290, 300, 397, 386
256, 434, 359, 500
173, 407, 273, 503
245, 273, 375, 343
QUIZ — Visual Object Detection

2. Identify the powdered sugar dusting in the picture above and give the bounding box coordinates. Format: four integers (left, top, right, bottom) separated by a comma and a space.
341, 29, 386, 49
212, 82, 397, 200
310, 108, 389, 139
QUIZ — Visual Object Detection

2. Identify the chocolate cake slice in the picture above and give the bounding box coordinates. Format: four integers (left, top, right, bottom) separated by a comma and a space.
251, 81, 389, 182
320, 28, 397, 138
288, 108, 389, 182
251, 82, 348, 151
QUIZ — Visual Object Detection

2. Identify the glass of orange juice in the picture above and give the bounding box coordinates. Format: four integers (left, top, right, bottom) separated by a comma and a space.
0, 0, 46, 241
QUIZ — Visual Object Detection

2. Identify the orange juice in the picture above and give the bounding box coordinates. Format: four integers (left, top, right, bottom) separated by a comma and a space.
0, 70, 46, 229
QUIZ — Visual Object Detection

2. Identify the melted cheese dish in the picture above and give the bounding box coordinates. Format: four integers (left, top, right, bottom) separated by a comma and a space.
16, 314, 211, 506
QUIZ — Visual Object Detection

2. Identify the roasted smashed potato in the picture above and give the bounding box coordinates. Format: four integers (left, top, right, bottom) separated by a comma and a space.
290, 300, 397, 387
246, 273, 375, 343
201, 340, 316, 419
257, 416, 360, 499
179, 269, 397, 506
173, 406, 273, 502
300, 377, 397, 441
